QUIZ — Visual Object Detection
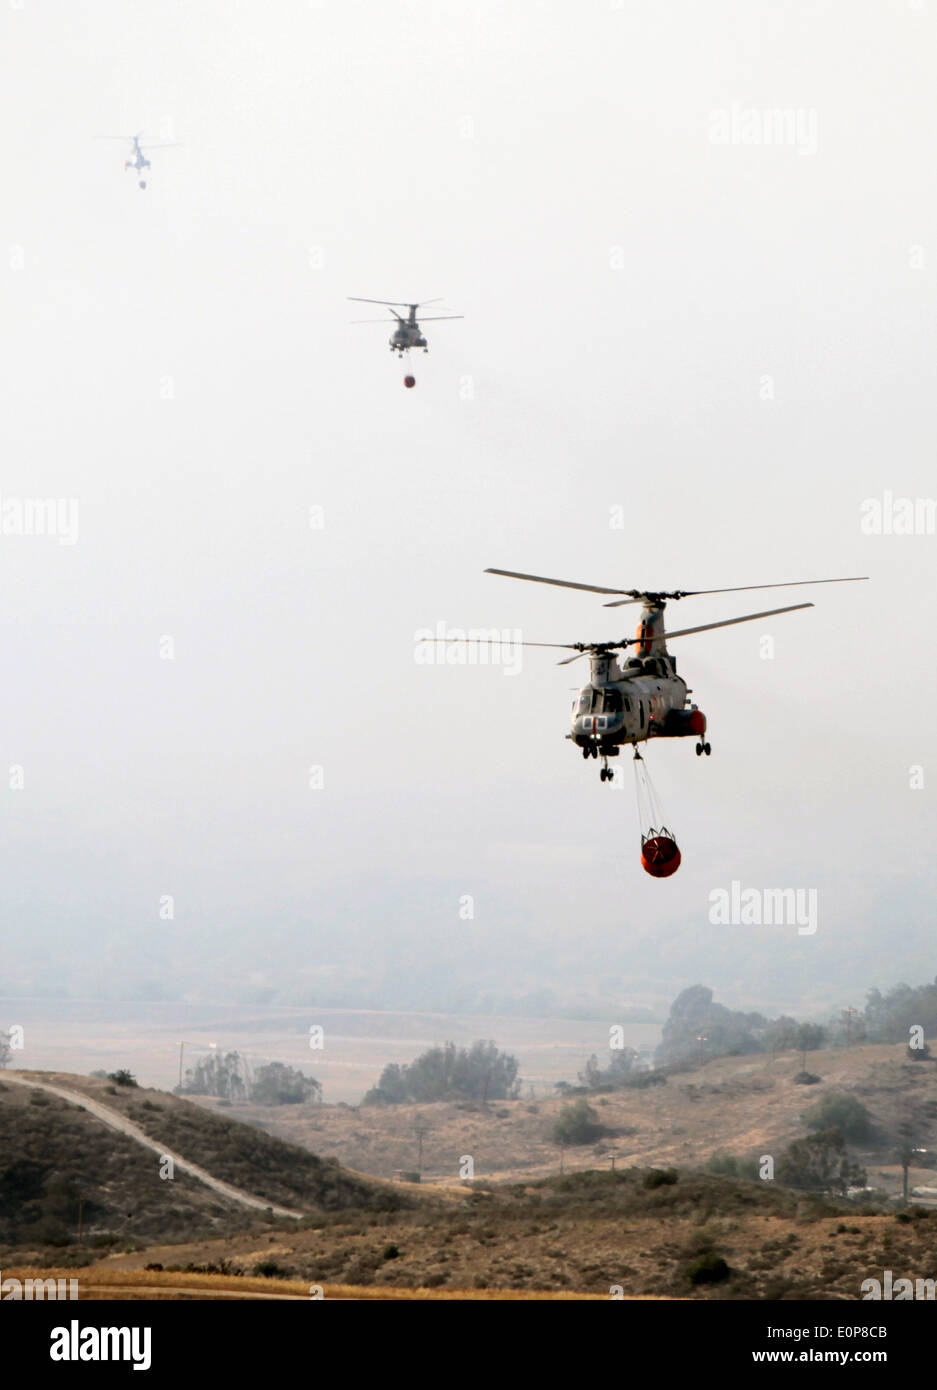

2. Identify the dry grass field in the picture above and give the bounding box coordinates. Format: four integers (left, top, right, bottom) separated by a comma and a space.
3, 1044, 936, 1300
191, 1043, 937, 1197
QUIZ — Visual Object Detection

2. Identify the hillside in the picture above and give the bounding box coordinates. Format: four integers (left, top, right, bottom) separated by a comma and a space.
0, 1071, 412, 1258
32, 1167, 937, 1299
189, 1042, 937, 1196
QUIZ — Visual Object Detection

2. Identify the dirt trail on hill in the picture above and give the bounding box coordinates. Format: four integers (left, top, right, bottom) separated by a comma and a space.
5, 1073, 302, 1220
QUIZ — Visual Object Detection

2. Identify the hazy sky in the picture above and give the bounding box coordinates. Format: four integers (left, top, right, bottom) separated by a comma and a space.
0, 1, 934, 1023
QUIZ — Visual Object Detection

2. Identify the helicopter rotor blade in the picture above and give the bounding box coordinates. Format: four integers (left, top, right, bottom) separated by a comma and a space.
417, 315, 464, 321
643, 603, 814, 644
603, 576, 868, 607
418, 637, 583, 653
347, 297, 413, 307
485, 567, 633, 597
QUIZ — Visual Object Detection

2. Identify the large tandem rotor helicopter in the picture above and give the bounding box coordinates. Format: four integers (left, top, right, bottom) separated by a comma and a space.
97, 133, 179, 189
482, 567, 868, 783
348, 298, 463, 385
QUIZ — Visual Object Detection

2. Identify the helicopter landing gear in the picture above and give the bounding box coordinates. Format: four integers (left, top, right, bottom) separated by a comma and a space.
695, 741, 711, 757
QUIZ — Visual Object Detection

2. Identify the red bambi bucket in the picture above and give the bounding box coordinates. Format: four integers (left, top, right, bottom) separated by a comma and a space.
641, 832, 682, 878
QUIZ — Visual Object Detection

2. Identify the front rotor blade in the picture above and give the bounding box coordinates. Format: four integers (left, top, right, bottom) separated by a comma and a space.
419, 637, 581, 652
417, 315, 464, 321
646, 602, 814, 644
347, 297, 411, 306
485, 567, 632, 597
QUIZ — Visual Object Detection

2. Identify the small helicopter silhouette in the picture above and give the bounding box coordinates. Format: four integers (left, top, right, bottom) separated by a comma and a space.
434, 568, 868, 783
348, 298, 463, 357
97, 133, 179, 189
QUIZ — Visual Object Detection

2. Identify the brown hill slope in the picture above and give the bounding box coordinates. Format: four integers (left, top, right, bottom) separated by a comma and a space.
191, 1043, 937, 1192
0, 1071, 413, 1256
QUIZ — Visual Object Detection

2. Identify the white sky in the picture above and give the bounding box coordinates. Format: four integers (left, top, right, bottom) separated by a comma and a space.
0, 0, 934, 1022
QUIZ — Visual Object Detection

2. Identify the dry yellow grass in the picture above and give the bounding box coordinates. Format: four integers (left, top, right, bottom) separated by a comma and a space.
3, 1266, 624, 1300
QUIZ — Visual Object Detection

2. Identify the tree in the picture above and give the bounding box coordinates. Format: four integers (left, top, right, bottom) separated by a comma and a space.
180, 1051, 247, 1100
578, 1048, 640, 1089
802, 1092, 871, 1143
776, 1130, 866, 1195
250, 1062, 321, 1106
552, 1099, 605, 1147
797, 1023, 826, 1069
362, 1041, 519, 1105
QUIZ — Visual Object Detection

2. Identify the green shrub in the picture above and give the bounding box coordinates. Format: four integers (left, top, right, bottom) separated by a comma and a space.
552, 1100, 606, 1147
802, 1093, 871, 1142
686, 1252, 730, 1285
644, 1168, 679, 1189
108, 1070, 138, 1088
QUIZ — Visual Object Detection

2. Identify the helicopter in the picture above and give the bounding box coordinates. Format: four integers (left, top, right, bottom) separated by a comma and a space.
348, 298, 463, 357
473, 568, 869, 782
97, 133, 179, 189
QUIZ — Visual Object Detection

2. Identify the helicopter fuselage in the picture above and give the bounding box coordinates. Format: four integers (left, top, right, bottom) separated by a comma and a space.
569, 658, 705, 754
390, 323, 428, 354
567, 606, 707, 759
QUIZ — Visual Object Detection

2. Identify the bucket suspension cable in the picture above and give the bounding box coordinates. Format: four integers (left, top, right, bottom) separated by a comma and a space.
632, 749, 682, 878
633, 749, 668, 837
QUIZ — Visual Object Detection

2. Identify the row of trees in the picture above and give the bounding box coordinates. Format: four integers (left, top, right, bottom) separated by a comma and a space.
178, 1052, 321, 1105
653, 979, 937, 1070
363, 1041, 519, 1105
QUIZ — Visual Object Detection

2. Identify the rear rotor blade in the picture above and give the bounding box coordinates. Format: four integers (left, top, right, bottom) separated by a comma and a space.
604, 576, 868, 607
417, 315, 464, 321
669, 576, 868, 600
347, 297, 411, 306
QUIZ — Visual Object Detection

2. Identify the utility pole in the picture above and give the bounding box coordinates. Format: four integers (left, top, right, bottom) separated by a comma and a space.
842, 1007, 857, 1048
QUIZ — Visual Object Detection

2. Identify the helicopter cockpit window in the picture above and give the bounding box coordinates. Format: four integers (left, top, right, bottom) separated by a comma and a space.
576, 689, 592, 715
602, 689, 623, 714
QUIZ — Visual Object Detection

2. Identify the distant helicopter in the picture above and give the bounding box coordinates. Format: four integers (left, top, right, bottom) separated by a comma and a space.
459, 568, 868, 782
348, 298, 463, 357
97, 133, 179, 189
